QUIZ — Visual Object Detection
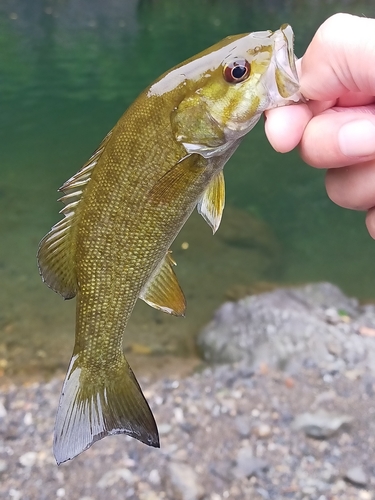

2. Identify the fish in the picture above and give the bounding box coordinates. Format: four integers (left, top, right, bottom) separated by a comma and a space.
37, 24, 302, 464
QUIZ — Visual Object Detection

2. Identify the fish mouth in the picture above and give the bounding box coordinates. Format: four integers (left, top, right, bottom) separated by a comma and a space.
264, 24, 304, 106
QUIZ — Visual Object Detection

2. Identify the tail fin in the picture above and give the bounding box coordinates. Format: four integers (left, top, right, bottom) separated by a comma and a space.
53, 353, 159, 465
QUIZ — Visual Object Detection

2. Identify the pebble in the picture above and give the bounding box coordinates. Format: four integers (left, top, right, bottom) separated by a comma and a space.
359, 491, 372, 500
254, 424, 272, 438
168, 461, 203, 500
0, 459, 7, 473
1, 282, 375, 500
344, 465, 368, 487
158, 423, 172, 435
18, 451, 37, 468
233, 447, 269, 479
97, 468, 134, 488
148, 469, 161, 486
293, 410, 352, 438
0, 399, 7, 418
234, 415, 250, 437
9, 489, 21, 500
23, 412, 33, 426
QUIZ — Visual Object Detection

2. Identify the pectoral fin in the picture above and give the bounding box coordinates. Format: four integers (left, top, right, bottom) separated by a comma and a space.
197, 170, 225, 234
140, 252, 186, 316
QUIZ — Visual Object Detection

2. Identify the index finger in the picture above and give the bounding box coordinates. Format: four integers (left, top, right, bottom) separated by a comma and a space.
300, 13, 375, 100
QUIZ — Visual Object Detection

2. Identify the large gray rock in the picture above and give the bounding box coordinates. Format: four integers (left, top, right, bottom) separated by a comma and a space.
197, 283, 375, 374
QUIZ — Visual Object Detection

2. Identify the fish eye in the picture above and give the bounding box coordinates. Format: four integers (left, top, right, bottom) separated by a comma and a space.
223, 59, 251, 83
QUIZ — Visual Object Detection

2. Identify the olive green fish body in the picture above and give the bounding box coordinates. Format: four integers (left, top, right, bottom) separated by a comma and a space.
37, 24, 302, 464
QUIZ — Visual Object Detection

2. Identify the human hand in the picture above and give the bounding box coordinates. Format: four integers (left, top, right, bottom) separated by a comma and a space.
265, 13, 375, 237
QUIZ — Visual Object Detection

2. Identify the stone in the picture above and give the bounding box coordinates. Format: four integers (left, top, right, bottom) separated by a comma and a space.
158, 423, 172, 435
0, 459, 7, 473
197, 283, 375, 375
293, 410, 352, 439
0, 399, 7, 418
148, 469, 161, 486
234, 415, 250, 437
19, 451, 37, 467
254, 424, 272, 438
97, 468, 134, 488
233, 447, 269, 479
168, 461, 204, 500
344, 466, 367, 487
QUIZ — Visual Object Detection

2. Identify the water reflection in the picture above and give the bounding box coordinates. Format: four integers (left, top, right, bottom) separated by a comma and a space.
0, 0, 374, 380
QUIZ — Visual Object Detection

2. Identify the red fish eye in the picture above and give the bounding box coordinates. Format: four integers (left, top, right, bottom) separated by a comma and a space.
223, 59, 250, 83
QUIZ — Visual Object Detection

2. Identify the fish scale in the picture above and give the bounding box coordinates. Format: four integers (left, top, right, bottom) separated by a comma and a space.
37, 24, 302, 464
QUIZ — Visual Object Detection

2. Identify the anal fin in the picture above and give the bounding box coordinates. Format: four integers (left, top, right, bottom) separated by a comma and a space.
140, 252, 186, 316
197, 170, 225, 234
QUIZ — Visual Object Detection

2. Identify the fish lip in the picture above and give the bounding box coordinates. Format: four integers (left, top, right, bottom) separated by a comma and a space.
274, 25, 299, 84
263, 24, 304, 107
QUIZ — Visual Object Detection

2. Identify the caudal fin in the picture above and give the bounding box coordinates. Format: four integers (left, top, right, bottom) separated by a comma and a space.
53, 353, 159, 465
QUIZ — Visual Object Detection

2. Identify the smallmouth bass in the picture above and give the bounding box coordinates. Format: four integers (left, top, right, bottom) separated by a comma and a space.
38, 25, 302, 464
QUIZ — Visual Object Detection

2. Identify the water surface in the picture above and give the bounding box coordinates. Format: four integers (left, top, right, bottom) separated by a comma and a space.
1, 0, 374, 381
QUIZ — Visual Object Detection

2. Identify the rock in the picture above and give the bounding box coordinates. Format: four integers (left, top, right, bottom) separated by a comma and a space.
293, 410, 352, 438
0, 399, 7, 418
168, 462, 204, 500
0, 459, 7, 473
18, 451, 37, 467
254, 424, 272, 438
148, 469, 161, 486
97, 469, 134, 488
344, 465, 368, 487
9, 489, 22, 500
197, 282, 375, 375
158, 423, 172, 435
234, 415, 250, 437
23, 412, 33, 426
233, 447, 269, 479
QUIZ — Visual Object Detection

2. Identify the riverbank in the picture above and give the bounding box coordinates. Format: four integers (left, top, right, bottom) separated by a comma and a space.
1, 283, 374, 500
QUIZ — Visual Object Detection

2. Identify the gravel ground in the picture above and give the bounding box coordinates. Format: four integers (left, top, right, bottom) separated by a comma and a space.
1, 283, 375, 500
0, 362, 374, 500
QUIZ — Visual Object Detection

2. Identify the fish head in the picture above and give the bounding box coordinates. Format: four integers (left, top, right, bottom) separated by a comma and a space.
149, 25, 302, 158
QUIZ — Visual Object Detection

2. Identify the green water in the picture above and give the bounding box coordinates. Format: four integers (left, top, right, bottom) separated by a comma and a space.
1, 0, 375, 380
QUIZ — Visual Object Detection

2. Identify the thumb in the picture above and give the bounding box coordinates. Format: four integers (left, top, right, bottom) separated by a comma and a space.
300, 13, 375, 100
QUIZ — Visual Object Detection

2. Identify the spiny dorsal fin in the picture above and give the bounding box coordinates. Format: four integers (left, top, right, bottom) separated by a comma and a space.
197, 170, 225, 234
139, 252, 186, 316
37, 130, 113, 299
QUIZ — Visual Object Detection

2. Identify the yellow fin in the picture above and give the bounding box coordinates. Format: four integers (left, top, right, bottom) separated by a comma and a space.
37, 131, 113, 299
140, 252, 186, 316
197, 170, 225, 234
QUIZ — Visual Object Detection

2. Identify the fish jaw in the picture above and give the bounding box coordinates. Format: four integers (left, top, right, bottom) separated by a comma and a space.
165, 25, 302, 159
262, 24, 303, 108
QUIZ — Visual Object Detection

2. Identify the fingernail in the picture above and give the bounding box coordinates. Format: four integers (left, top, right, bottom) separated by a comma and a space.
338, 119, 375, 157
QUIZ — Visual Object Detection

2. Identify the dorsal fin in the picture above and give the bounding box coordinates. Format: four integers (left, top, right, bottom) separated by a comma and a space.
139, 252, 186, 316
197, 170, 225, 234
37, 130, 113, 299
